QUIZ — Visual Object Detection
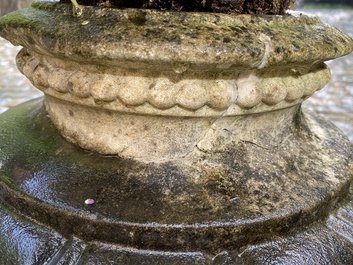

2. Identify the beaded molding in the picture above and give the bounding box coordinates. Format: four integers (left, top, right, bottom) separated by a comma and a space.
17, 49, 330, 117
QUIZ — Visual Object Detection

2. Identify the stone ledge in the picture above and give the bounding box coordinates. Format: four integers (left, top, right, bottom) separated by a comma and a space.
1, 2, 352, 71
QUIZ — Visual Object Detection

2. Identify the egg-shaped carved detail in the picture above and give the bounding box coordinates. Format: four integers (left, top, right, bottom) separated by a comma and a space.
283, 76, 305, 101
117, 76, 149, 106
91, 75, 120, 103
208, 80, 234, 110
22, 57, 40, 82
32, 64, 50, 89
48, 68, 70, 93
235, 74, 263, 108
262, 77, 288, 105
302, 67, 331, 97
17, 50, 330, 115
148, 80, 179, 110
16, 48, 33, 76
176, 82, 208, 110
67, 71, 92, 98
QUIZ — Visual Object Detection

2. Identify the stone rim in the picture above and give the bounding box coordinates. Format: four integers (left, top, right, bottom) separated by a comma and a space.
0, 2, 352, 71
0, 146, 351, 253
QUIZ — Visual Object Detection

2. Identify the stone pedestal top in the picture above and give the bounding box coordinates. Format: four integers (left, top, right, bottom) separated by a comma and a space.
0, 2, 352, 71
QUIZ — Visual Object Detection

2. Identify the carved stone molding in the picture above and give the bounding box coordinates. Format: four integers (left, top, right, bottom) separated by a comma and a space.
0, 2, 350, 158
18, 49, 330, 117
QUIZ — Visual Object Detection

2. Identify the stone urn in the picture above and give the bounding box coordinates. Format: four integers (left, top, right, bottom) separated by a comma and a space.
0, 1, 353, 264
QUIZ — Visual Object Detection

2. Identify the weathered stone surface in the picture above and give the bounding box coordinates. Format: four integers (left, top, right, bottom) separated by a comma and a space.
0, 97, 352, 264
16, 49, 331, 115
0, 203, 64, 264
1, 2, 352, 71
0, 2, 353, 264
0, 3, 349, 158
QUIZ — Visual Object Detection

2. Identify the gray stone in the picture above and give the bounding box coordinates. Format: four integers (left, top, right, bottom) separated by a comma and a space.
0, 2, 352, 264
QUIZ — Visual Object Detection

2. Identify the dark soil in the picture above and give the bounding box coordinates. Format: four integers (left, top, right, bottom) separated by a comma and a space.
59, 0, 293, 15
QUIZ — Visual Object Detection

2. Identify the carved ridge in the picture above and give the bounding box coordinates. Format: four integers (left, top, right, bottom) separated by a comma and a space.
17, 49, 331, 116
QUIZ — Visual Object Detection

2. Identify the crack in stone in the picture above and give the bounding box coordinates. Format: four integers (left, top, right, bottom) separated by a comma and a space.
178, 75, 239, 158
240, 134, 291, 150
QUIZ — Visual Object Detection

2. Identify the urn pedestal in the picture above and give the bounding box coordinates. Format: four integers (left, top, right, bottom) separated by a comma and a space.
0, 2, 353, 264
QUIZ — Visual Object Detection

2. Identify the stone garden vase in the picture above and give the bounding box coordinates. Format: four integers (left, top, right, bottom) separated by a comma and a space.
0, 1, 353, 264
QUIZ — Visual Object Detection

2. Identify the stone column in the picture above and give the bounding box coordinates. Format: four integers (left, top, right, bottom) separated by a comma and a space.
0, 2, 352, 264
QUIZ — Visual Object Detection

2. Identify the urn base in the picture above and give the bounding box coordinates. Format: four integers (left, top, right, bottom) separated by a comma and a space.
0, 98, 352, 264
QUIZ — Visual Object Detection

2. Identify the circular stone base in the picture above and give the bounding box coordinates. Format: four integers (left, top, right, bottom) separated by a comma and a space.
0, 98, 353, 264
